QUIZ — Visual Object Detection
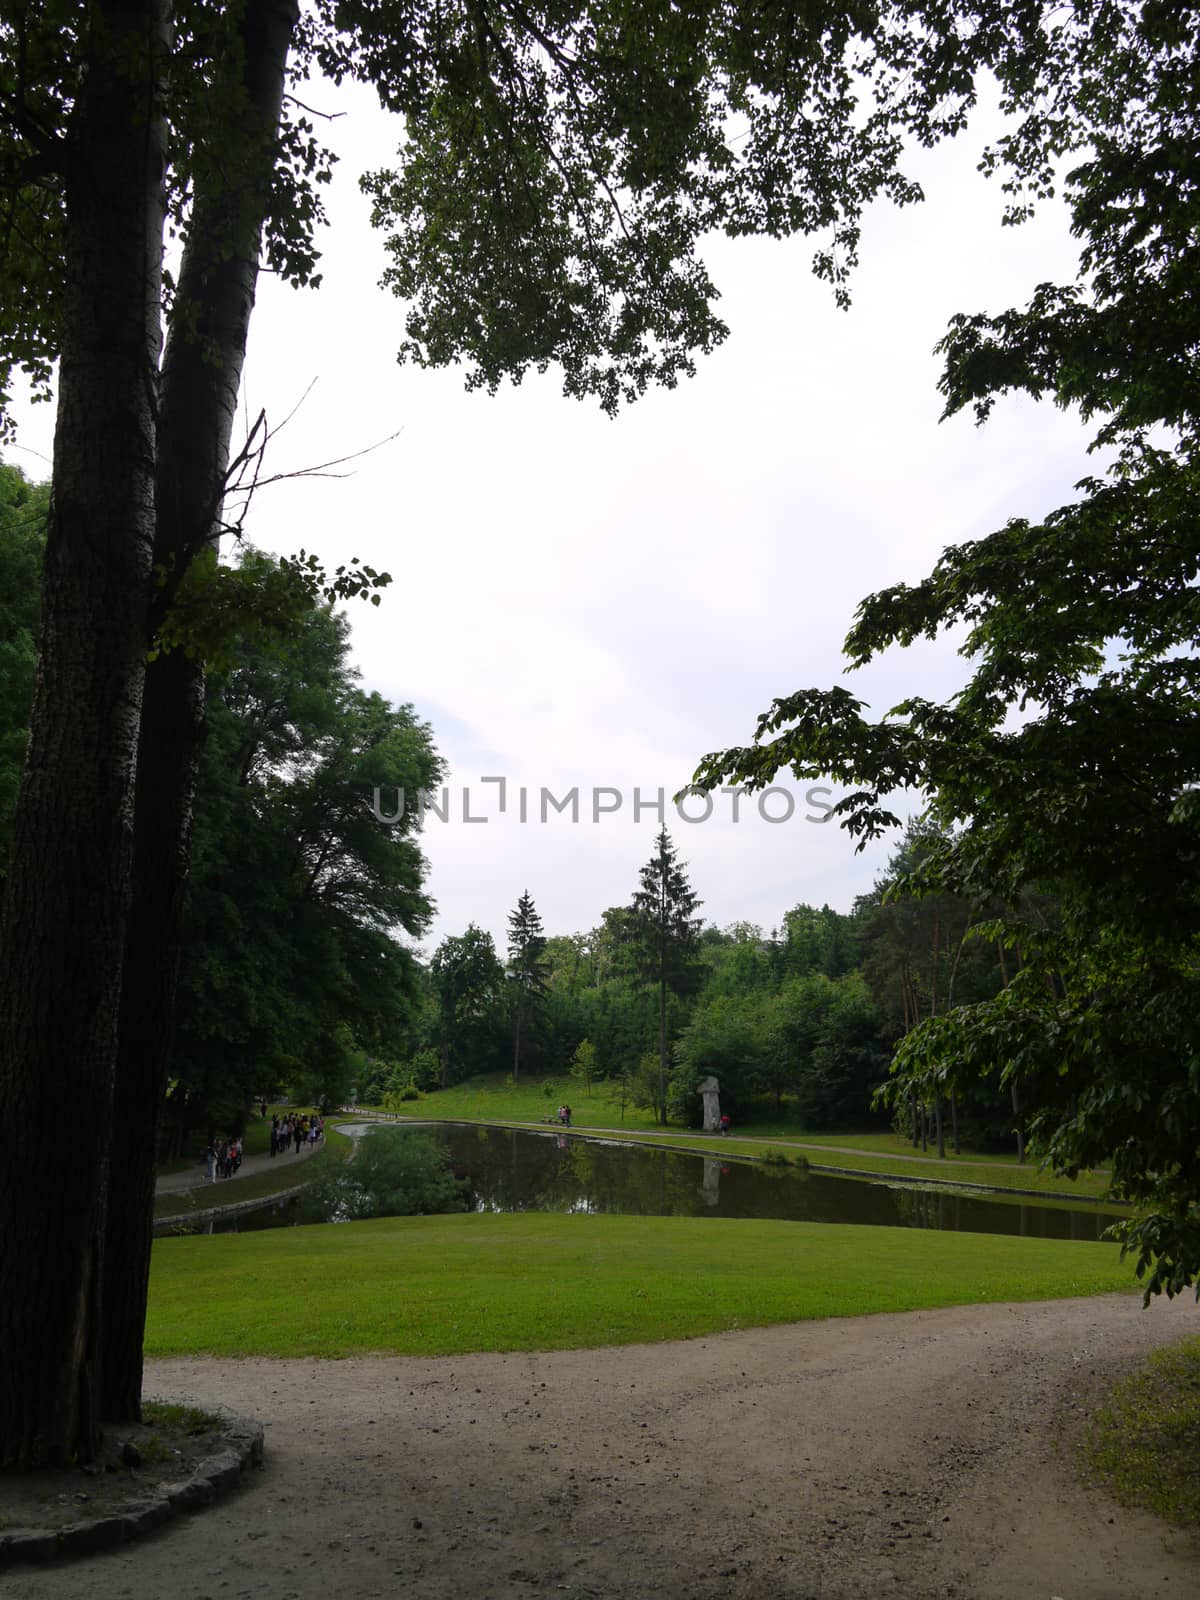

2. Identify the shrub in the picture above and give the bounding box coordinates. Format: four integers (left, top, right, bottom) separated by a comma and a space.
301, 1130, 469, 1222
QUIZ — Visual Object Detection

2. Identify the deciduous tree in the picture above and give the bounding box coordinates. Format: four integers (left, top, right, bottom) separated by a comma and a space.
694, 0, 1200, 1298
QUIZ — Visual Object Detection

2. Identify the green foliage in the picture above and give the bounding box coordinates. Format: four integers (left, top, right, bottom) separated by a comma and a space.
301, 1128, 469, 1222
570, 1038, 597, 1096
1086, 1338, 1200, 1527
150, 545, 392, 669
692, 1, 1200, 1297
8, 0, 1137, 436
0, 463, 45, 876
168, 550, 442, 1136
626, 829, 703, 1123
430, 924, 508, 1086
627, 829, 703, 997
674, 971, 890, 1128
506, 889, 550, 1078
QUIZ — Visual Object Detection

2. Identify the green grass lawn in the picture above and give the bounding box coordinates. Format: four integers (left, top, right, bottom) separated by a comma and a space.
362, 1076, 1115, 1202
145, 1210, 1137, 1359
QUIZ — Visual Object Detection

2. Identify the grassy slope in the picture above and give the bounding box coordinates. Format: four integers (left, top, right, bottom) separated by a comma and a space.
367, 1075, 1116, 1202
146, 1210, 1135, 1359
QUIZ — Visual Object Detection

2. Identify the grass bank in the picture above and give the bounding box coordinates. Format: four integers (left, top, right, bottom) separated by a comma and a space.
146, 1211, 1136, 1359
1085, 1335, 1200, 1525
363, 1075, 1115, 1202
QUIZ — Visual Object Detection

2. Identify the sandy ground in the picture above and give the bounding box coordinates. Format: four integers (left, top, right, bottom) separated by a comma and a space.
12, 1292, 1198, 1600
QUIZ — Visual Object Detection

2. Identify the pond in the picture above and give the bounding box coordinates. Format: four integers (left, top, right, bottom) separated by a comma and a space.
193, 1122, 1125, 1241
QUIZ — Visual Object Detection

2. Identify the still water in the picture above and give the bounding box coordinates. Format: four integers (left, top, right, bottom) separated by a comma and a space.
197, 1122, 1124, 1241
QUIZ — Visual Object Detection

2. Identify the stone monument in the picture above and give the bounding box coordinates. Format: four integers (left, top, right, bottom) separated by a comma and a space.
697, 1075, 721, 1132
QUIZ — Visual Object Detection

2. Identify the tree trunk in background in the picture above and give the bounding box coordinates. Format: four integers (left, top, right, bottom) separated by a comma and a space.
1012, 1082, 1026, 1165
934, 1095, 945, 1159
99, 0, 300, 1421
658, 972, 668, 1125
0, 0, 167, 1467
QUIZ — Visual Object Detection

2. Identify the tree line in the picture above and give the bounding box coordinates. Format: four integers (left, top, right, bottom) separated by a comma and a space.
0, 492, 1046, 1156
362, 821, 1049, 1153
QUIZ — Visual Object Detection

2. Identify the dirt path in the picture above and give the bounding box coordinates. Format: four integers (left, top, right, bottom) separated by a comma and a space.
156, 1139, 320, 1196
15, 1291, 1197, 1600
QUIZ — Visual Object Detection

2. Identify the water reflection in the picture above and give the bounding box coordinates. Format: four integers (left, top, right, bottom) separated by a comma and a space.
195, 1123, 1126, 1240
419, 1124, 1121, 1241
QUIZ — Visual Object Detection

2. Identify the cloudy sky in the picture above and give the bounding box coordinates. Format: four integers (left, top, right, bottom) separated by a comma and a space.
10, 76, 1096, 957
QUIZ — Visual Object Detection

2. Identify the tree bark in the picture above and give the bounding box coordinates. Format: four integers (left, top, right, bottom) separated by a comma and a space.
0, 0, 167, 1467
99, 0, 301, 1421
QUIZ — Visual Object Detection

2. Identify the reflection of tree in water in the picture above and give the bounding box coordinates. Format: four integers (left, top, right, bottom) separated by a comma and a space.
890, 1187, 959, 1231
395, 1126, 1123, 1241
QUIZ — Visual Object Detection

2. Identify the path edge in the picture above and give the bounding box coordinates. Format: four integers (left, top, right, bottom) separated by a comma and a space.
0, 1410, 264, 1569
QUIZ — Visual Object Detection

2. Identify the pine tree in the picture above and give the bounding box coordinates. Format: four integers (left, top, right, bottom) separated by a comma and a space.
507, 890, 550, 1082
628, 830, 703, 1124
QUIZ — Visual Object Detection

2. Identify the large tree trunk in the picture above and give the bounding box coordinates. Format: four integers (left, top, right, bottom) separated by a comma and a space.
99, 0, 300, 1421
0, 0, 167, 1467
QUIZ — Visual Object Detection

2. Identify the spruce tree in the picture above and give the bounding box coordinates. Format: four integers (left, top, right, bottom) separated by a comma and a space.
507, 890, 550, 1082
628, 830, 703, 1124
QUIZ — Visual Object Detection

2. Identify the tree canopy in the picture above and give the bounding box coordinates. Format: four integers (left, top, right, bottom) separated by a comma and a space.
694, 0, 1200, 1298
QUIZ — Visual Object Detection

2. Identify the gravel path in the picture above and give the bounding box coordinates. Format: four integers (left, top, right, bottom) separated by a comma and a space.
15, 1291, 1198, 1599
156, 1139, 321, 1196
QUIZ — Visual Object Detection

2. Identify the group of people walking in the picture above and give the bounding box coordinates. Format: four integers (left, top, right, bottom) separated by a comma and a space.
270, 1112, 323, 1156
204, 1136, 243, 1182
201, 1110, 325, 1182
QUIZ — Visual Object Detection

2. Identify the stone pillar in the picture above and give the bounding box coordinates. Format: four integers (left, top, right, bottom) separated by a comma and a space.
697, 1075, 721, 1132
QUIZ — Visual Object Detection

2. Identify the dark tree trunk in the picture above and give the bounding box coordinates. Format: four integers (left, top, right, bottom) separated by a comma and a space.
934, 1095, 945, 1159
950, 1090, 960, 1155
99, 0, 301, 1421
0, 0, 167, 1467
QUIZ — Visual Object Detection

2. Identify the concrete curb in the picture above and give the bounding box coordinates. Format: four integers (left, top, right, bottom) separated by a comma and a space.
0, 1412, 264, 1570
153, 1185, 310, 1231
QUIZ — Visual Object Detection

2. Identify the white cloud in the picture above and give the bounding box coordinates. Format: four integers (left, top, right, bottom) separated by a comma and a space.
6, 75, 1100, 955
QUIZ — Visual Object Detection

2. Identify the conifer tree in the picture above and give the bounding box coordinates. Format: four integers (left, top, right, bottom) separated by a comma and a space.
628, 830, 703, 1124
507, 890, 549, 1082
